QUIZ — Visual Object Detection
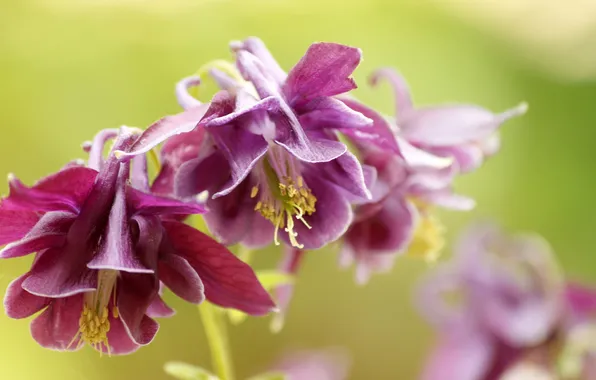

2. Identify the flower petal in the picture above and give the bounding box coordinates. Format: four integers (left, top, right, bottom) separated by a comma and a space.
158, 250, 205, 304
116, 105, 209, 161
313, 151, 371, 201
4, 167, 97, 213
369, 68, 414, 116
232, 37, 287, 84
565, 282, 596, 321
127, 187, 206, 216
162, 220, 275, 315
0, 211, 75, 259
87, 170, 152, 274
4, 274, 50, 319
339, 98, 401, 154
30, 294, 84, 351
117, 272, 159, 346
298, 97, 372, 130
147, 294, 176, 318
288, 175, 353, 250
0, 208, 40, 246
283, 43, 361, 105
400, 103, 528, 146
176, 76, 202, 110
104, 314, 141, 355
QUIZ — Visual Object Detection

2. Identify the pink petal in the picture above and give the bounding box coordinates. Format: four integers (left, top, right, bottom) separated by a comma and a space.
283, 43, 361, 105
162, 220, 275, 316
175, 76, 202, 110
146, 295, 176, 318
298, 97, 372, 130
0, 211, 75, 259
128, 187, 206, 216
0, 208, 40, 245
4, 274, 50, 319
232, 37, 287, 84
369, 68, 414, 116
104, 314, 141, 355
30, 294, 84, 351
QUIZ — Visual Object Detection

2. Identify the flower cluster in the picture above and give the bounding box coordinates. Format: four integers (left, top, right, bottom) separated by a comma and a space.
4, 35, 561, 379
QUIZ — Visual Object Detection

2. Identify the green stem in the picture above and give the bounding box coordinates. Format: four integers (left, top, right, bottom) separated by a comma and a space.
199, 302, 235, 380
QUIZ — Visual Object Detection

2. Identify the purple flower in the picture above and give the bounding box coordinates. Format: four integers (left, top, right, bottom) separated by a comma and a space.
1, 127, 274, 355
119, 37, 373, 250
269, 348, 350, 380
369, 68, 527, 173
417, 223, 564, 380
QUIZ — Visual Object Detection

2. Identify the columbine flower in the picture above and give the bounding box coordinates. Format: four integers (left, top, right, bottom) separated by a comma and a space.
368, 68, 527, 173
1, 127, 274, 354
417, 223, 563, 380
269, 348, 350, 380
118, 37, 373, 250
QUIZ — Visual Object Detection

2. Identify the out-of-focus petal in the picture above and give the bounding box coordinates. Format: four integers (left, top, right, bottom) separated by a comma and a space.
369, 68, 414, 115
4, 274, 50, 319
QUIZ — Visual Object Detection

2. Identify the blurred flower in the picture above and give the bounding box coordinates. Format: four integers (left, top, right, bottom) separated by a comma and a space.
1, 127, 274, 355
417, 223, 564, 380
120, 37, 373, 250
268, 348, 350, 380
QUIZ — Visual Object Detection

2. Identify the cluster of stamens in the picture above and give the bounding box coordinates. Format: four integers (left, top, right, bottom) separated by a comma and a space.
252, 175, 317, 248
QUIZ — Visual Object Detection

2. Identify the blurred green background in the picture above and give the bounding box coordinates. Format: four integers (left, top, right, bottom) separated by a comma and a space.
1, 1, 595, 379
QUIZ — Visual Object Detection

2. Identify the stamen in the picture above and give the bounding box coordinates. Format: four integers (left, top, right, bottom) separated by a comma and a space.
251, 186, 259, 198
406, 202, 445, 263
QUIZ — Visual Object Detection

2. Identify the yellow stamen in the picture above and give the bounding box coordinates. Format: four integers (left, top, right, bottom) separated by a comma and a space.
250, 186, 259, 198
72, 269, 119, 354
406, 201, 445, 263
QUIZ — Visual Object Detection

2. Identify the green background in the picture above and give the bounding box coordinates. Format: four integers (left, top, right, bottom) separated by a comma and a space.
1, 1, 594, 379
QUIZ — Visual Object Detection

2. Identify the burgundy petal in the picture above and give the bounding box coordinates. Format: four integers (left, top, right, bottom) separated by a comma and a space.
287, 175, 353, 250
104, 314, 141, 355
283, 43, 361, 105
162, 220, 275, 315
117, 272, 159, 346
23, 248, 97, 298
4, 274, 50, 319
116, 105, 209, 161
127, 187, 206, 216
0, 211, 75, 259
0, 208, 40, 245
30, 294, 84, 351
87, 171, 151, 274
147, 295, 176, 318
4, 167, 97, 213
158, 250, 205, 304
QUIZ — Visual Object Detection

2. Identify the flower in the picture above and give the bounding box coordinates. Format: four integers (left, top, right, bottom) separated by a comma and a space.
1, 127, 274, 354
269, 348, 350, 380
118, 37, 374, 250
368, 68, 527, 173
417, 223, 564, 380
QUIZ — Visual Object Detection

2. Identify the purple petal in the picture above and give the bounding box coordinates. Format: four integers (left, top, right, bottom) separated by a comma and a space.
339, 98, 401, 154
421, 190, 476, 211
30, 294, 84, 351
158, 251, 205, 304
131, 155, 150, 192
369, 68, 414, 116
4, 167, 98, 213
274, 349, 351, 380
240, 209, 275, 249
287, 175, 353, 250
208, 122, 268, 198
565, 282, 596, 321
209, 68, 240, 90
87, 170, 152, 274
202, 94, 281, 128
312, 151, 371, 201
128, 187, 206, 216
23, 248, 97, 298
0, 211, 75, 259
117, 272, 159, 346
421, 333, 493, 380
397, 136, 453, 169
428, 145, 484, 173
283, 43, 361, 105
235, 50, 282, 99
104, 313, 141, 355
298, 97, 372, 130
147, 294, 176, 318
400, 103, 528, 146
0, 208, 40, 245
232, 37, 287, 84
116, 105, 209, 161
176, 76, 202, 110
4, 274, 50, 318
162, 220, 276, 316
87, 129, 119, 171
152, 127, 205, 196
132, 215, 163, 271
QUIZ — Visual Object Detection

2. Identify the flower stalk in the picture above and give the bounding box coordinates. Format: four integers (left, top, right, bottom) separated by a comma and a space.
199, 302, 235, 380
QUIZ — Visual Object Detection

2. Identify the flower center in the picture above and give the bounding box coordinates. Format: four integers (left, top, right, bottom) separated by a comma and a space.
406, 200, 445, 262
71, 269, 119, 354
252, 157, 316, 248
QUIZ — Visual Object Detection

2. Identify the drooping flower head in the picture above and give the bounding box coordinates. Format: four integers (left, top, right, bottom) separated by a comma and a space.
118, 37, 374, 250
1, 126, 274, 354
417, 223, 564, 380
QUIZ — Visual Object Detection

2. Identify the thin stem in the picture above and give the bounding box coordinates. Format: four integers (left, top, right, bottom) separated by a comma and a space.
199, 302, 235, 380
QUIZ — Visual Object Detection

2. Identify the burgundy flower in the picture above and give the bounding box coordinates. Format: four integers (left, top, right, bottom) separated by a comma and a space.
417, 223, 564, 380
118, 37, 374, 250
1, 127, 274, 354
